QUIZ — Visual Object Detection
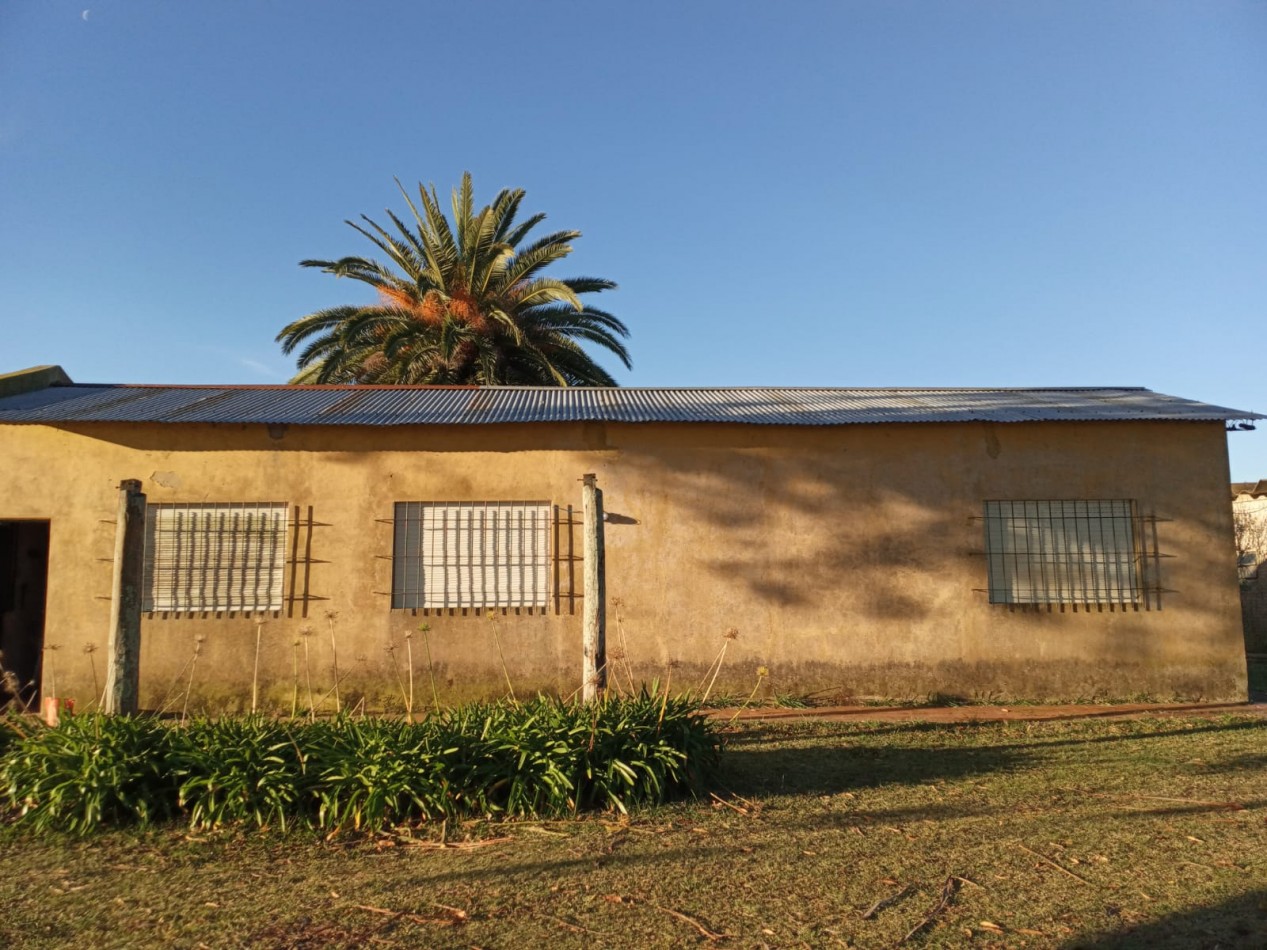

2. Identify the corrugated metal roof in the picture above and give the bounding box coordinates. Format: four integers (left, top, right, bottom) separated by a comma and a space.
0, 383, 1258, 427
1232, 480, 1267, 498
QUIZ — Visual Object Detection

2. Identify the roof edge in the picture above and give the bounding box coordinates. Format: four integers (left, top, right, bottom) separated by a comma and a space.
0, 365, 72, 398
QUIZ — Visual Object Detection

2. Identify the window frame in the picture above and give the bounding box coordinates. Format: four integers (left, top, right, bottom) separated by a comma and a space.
391, 500, 552, 610
982, 499, 1142, 606
142, 502, 289, 614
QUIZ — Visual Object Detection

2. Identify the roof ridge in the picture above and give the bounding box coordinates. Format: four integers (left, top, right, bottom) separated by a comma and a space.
70, 383, 1152, 393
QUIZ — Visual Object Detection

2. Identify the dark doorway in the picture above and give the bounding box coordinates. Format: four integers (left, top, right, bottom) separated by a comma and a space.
0, 521, 50, 710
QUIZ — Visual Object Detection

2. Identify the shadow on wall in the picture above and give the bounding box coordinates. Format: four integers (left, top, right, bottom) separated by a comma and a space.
609, 422, 1236, 619
610, 430, 965, 618
605, 420, 1246, 699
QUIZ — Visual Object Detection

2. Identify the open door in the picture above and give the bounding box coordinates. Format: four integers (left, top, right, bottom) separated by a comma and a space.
0, 521, 50, 710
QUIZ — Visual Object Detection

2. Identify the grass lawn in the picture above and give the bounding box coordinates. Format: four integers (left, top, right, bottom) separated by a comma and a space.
2, 715, 1266, 949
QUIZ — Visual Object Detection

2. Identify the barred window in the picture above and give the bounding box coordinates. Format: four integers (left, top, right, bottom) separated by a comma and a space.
392, 501, 550, 609
983, 500, 1140, 605
143, 503, 288, 612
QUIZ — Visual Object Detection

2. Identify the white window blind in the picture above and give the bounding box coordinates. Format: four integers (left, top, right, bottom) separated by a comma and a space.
392, 501, 551, 609
984, 500, 1139, 605
143, 503, 288, 612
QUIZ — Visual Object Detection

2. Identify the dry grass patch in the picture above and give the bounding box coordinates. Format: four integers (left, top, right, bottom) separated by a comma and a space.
2, 715, 1265, 948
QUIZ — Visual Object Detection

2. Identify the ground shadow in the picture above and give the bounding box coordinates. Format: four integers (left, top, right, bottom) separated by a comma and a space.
1064, 888, 1267, 949
988, 718, 1267, 753
716, 738, 1028, 799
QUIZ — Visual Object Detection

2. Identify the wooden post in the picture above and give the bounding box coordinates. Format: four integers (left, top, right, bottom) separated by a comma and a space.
104, 479, 146, 715
581, 473, 607, 702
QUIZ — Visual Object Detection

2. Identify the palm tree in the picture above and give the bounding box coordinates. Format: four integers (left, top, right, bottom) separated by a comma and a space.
277, 173, 631, 386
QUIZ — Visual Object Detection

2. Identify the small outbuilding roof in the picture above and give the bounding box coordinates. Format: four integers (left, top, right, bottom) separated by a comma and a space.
0, 367, 1258, 427
1233, 480, 1267, 499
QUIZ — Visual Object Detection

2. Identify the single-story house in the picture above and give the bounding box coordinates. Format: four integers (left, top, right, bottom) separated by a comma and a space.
0, 364, 1260, 711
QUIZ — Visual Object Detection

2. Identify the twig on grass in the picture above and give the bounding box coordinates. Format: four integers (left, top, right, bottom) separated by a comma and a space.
396, 835, 513, 851
1017, 843, 1092, 886
652, 905, 728, 942
351, 902, 468, 926
430, 901, 469, 919
709, 791, 750, 816
1180, 859, 1217, 872
543, 914, 609, 937
900, 876, 959, 944
860, 883, 915, 920
714, 784, 759, 812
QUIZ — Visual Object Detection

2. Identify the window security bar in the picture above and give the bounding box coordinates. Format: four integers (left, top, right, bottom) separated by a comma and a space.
980, 499, 1164, 609
391, 501, 551, 610
143, 502, 288, 613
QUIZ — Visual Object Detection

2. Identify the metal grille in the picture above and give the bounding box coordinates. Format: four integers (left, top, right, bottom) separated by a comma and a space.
392, 501, 551, 609
143, 503, 288, 612
983, 500, 1141, 605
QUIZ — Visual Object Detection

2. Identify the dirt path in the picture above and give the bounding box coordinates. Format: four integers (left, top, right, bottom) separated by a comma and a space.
708, 700, 1267, 724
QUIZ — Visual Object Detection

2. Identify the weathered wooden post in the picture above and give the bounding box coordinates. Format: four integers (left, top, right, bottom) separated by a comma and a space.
104, 479, 146, 714
581, 473, 607, 702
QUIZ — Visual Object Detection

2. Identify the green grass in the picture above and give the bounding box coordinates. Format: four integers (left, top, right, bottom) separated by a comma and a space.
2, 716, 1266, 948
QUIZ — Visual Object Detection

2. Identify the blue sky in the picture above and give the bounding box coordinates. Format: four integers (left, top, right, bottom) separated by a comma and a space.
2, 1, 1264, 476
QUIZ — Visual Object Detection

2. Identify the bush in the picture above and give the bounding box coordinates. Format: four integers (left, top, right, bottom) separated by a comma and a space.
0, 692, 722, 834
0, 714, 25, 759
1, 715, 179, 833
171, 717, 310, 831
306, 716, 455, 830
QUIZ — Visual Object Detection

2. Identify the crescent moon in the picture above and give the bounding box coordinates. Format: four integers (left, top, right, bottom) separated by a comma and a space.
82, 10, 90, 20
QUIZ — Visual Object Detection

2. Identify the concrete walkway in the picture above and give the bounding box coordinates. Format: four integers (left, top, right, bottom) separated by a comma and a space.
708, 701, 1267, 724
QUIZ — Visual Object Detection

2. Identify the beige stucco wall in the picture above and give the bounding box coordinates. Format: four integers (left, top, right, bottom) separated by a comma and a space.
0, 417, 1249, 710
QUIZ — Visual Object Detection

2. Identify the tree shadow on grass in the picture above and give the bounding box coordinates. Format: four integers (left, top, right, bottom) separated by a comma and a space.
1064, 888, 1267, 949
989, 718, 1267, 753
716, 739, 1030, 799
718, 719, 996, 748
721, 717, 1267, 755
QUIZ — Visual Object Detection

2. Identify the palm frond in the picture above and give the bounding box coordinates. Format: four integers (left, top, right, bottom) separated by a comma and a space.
504, 211, 547, 249
560, 276, 618, 295
513, 277, 584, 311
414, 183, 460, 282
489, 188, 526, 245
452, 172, 475, 252
275, 305, 366, 353
496, 236, 577, 290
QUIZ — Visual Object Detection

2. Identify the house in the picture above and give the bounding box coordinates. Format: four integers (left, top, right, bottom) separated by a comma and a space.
1233, 480, 1267, 656
0, 364, 1259, 712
